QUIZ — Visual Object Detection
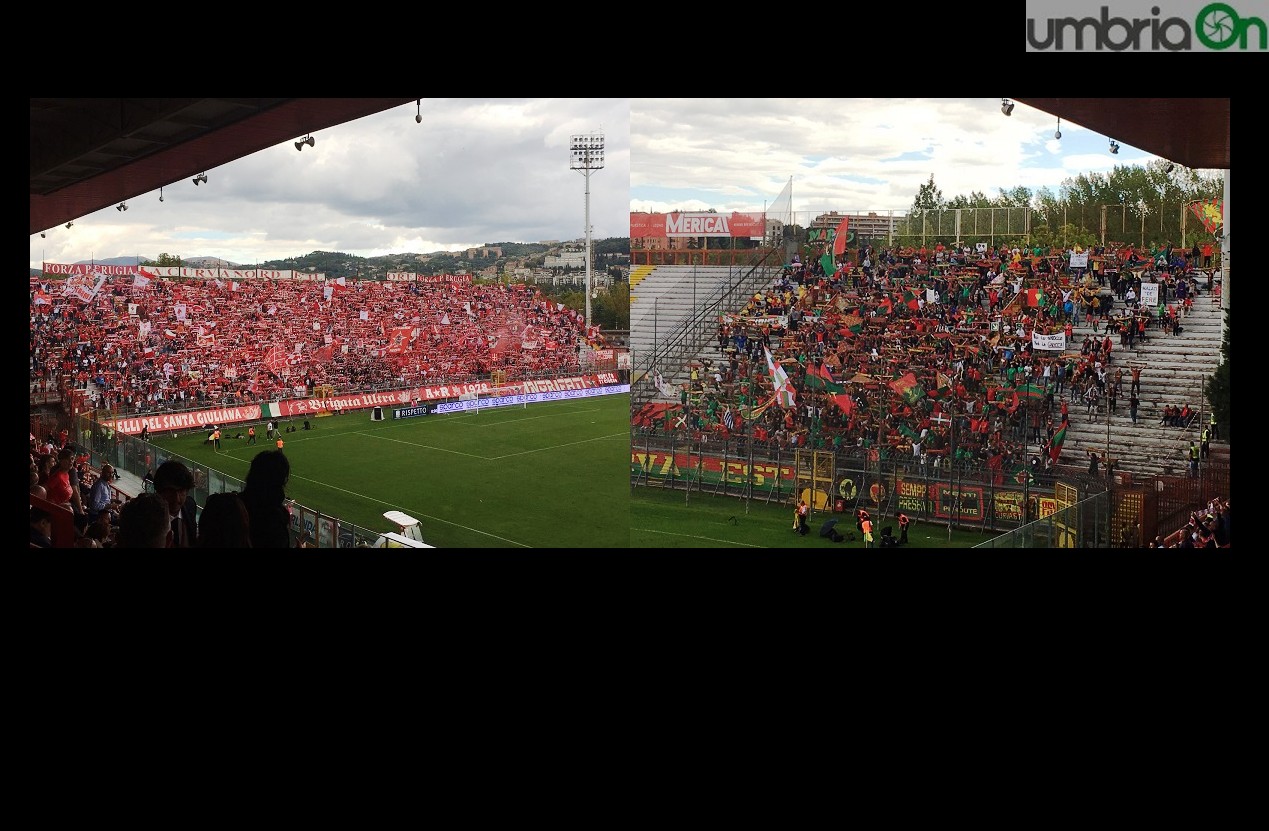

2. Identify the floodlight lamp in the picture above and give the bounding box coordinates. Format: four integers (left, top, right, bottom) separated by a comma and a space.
415, 99, 422, 124
1109, 140, 1120, 154
66, 222, 73, 229
193, 173, 208, 186
1001, 98, 1014, 116
295, 134, 315, 151
116, 202, 128, 211
40, 232, 45, 238
1054, 117, 1062, 141
1165, 163, 1175, 173
159, 186, 164, 202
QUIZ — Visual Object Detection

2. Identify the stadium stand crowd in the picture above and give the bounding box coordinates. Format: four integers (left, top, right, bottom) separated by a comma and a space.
637, 239, 1213, 488
31, 276, 601, 417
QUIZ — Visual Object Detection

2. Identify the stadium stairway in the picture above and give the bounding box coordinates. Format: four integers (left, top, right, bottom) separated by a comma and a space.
630, 263, 783, 409
1043, 284, 1225, 476
628, 265, 655, 296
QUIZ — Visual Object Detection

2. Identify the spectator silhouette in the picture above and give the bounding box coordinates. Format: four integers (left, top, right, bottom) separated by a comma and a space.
153, 460, 198, 547
116, 493, 174, 548
30, 506, 54, 548
197, 492, 253, 548
240, 450, 292, 548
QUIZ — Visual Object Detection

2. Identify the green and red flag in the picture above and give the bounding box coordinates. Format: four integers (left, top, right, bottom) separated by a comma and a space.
888, 372, 925, 406
903, 289, 921, 311
1049, 419, 1068, 461
832, 216, 851, 256
1017, 382, 1047, 401
1024, 287, 1045, 308
1189, 198, 1223, 235
933, 371, 952, 400
839, 309, 865, 337
804, 360, 845, 394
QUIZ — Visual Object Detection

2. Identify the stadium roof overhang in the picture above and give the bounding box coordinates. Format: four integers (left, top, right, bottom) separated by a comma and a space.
1012, 98, 1230, 171
30, 98, 416, 235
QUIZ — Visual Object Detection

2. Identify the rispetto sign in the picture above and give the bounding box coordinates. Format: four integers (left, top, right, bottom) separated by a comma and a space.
1025, 1, 1267, 51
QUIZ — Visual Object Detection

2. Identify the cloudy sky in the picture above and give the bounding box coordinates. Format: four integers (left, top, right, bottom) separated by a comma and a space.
32, 98, 629, 270
630, 98, 1191, 220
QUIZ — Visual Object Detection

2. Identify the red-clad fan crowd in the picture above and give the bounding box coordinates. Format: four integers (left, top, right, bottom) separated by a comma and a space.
31, 275, 601, 416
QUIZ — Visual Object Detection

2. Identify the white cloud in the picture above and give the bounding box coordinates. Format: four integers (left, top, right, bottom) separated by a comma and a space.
32, 98, 630, 270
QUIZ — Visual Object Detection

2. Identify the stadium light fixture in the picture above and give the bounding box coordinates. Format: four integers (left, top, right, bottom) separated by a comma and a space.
295, 134, 315, 151
1109, 140, 1120, 154
1165, 163, 1175, 173
415, 99, 422, 124
1001, 98, 1014, 116
40, 231, 46, 238
65, 221, 73, 229
570, 133, 604, 330
1054, 117, 1062, 141
192, 172, 208, 186
116, 202, 128, 211
159, 186, 164, 202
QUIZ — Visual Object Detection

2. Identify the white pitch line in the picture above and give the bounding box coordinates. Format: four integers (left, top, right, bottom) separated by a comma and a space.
632, 528, 766, 547
287, 473, 531, 547
490, 432, 628, 459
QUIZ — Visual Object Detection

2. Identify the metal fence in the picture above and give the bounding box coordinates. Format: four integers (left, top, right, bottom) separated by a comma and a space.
630, 427, 1228, 547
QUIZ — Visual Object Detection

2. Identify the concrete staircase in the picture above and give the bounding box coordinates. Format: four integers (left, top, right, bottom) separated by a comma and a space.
630, 261, 783, 407
1052, 286, 1225, 475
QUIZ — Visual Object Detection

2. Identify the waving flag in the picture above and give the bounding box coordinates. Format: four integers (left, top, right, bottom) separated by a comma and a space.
829, 392, 855, 416
265, 345, 288, 373
888, 372, 925, 406
1049, 419, 1068, 462
1017, 382, 1047, 401
934, 372, 952, 400
723, 406, 736, 431
387, 326, 413, 354
804, 360, 845, 394
832, 216, 851, 256
764, 346, 796, 408
839, 309, 865, 337
1189, 198, 1223, 235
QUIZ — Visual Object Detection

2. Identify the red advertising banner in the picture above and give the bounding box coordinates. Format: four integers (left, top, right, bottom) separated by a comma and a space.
113, 374, 624, 434
630, 211, 766, 240
115, 405, 265, 436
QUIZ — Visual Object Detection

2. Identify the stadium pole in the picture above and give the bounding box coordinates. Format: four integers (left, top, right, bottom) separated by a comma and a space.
570, 133, 604, 330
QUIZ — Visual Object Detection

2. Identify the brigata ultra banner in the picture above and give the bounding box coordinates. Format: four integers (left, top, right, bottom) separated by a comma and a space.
630, 211, 766, 240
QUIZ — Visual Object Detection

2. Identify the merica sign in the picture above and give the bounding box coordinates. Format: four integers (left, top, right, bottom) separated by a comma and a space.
629, 211, 767, 239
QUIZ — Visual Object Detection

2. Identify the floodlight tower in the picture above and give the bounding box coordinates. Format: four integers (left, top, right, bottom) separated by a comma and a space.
570, 133, 604, 329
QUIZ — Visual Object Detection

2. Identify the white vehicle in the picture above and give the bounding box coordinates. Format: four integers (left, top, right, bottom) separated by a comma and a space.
372, 510, 434, 548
